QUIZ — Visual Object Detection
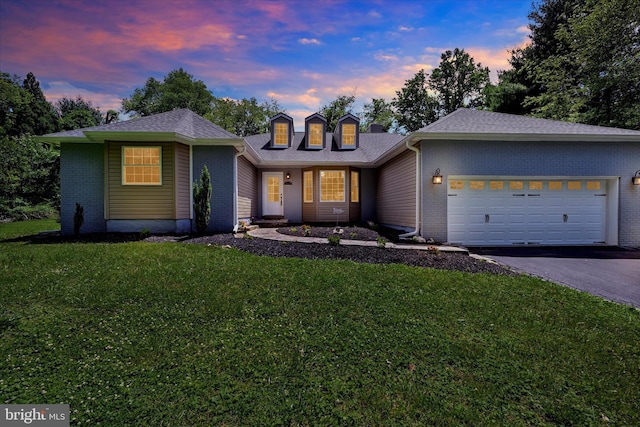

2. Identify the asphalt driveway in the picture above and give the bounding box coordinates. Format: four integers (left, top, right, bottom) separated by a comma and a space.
471, 246, 640, 308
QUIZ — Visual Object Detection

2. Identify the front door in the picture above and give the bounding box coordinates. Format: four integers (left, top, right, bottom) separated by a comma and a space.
262, 172, 283, 217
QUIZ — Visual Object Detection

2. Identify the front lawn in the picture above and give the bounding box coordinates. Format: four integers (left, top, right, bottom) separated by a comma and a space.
1, 221, 638, 425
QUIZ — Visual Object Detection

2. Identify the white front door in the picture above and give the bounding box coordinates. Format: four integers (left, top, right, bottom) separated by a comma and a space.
262, 172, 283, 217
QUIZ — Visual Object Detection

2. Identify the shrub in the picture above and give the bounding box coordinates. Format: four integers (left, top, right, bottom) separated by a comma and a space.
193, 165, 212, 235
139, 228, 151, 239
350, 232, 358, 239
301, 225, 311, 237
376, 237, 387, 248
327, 235, 341, 246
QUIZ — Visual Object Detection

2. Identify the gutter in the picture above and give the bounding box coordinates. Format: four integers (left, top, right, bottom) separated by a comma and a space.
233, 144, 247, 232
399, 138, 421, 240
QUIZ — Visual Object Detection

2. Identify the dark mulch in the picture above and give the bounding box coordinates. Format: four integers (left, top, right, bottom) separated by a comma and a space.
13, 228, 516, 276
277, 225, 383, 241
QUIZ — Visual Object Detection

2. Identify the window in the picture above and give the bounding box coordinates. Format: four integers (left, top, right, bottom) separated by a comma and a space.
122, 147, 161, 185
490, 181, 503, 190
568, 181, 581, 190
342, 124, 356, 146
450, 180, 464, 190
309, 123, 323, 147
303, 170, 313, 203
274, 122, 289, 146
587, 181, 601, 190
549, 181, 562, 190
529, 181, 543, 190
470, 181, 484, 190
509, 181, 523, 190
351, 171, 359, 202
320, 170, 345, 202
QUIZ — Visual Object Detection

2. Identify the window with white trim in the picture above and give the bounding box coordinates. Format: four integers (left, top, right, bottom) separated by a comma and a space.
122, 147, 161, 185
309, 123, 323, 147
320, 170, 345, 202
274, 122, 289, 146
342, 123, 356, 146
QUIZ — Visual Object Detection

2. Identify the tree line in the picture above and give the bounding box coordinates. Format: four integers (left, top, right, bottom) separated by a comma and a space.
1, 0, 637, 220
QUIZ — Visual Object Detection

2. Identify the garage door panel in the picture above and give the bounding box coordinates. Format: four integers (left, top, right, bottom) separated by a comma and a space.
448, 178, 608, 246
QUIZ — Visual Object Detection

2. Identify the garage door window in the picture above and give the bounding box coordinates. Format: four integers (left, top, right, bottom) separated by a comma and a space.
450, 180, 464, 190
587, 181, 601, 190
490, 181, 503, 190
470, 181, 484, 190
510, 181, 523, 190
529, 181, 543, 190
549, 181, 562, 190
568, 181, 581, 190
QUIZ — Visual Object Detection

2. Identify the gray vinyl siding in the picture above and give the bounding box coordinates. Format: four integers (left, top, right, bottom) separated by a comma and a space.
174, 143, 191, 219
59, 143, 105, 235
376, 150, 417, 228
237, 155, 258, 219
106, 142, 174, 219
192, 145, 236, 232
421, 140, 640, 247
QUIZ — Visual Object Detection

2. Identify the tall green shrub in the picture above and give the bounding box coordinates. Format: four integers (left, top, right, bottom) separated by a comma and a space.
193, 165, 212, 234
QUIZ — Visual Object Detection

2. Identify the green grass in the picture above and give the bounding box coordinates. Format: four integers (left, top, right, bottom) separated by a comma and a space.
1, 221, 639, 426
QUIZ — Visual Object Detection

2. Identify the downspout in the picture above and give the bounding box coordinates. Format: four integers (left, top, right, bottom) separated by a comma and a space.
232, 144, 247, 232
399, 137, 421, 239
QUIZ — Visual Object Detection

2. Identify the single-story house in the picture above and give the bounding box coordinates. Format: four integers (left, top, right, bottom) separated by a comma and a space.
39, 107, 640, 247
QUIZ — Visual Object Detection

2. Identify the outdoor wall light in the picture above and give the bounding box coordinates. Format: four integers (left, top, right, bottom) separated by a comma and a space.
633, 170, 640, 185
432, 168, 443, 185
285, 172, 291, 180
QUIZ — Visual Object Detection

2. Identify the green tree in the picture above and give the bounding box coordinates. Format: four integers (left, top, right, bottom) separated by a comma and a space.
429, 48, 490, 115
122, 68, 214, 117
392, 69, 439, 133
495, 0, 639, 129
56, 96, 103, 130
319, 93, 356, 132
206, 97, 283, 136
360, 98, 396, 132
193, 165, 212, 235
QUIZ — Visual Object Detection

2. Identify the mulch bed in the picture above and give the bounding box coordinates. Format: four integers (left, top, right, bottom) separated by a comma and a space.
15, 227, 517, 276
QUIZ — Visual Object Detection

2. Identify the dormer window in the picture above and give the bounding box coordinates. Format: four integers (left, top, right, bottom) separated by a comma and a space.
274, 122, 289, 146
309, 123, 323, 147
269, 113, 294, 148
342, 124, 356, 147
335, 113, 359, 150
304, 113, 327, 150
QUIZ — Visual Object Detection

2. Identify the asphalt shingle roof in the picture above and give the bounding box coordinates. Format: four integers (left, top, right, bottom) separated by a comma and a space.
42, 109, 239, 139
417, 108, 640, 136
244, 131, 405, 165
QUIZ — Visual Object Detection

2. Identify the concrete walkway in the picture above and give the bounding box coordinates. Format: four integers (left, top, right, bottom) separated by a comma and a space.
246, 228, 468, 253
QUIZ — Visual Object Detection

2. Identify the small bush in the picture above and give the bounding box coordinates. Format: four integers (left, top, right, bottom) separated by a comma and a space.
350, 232, 358, 239
327, 235, 341, 246
376, 237, 387, 248
139, 228, 151, 239
301, 225, 311, 237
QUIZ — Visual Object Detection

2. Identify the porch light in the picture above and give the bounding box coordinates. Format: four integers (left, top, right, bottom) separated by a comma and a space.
432, 168, 443, 185
633, 170, 640, 185
285, 172, 291, 180
284, 171, 293, 186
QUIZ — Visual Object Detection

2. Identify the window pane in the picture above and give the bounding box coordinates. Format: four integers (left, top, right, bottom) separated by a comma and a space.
587, 181, 601, 190
450, 180, 464, 190
568, 181, 581, 190
470, 181, 484, 190
320, 170, 345, 202
123, 147, 161, 185
303, 171, 313, 203
351, 171, 359, 202
274, 122, 288, 146
549, 181, 562, 190
342, 124, 355, 146
529, 181, 543, 190
309, 123, 323, 146
509, 181, 523, 190
490, 181, 503, 190
267, 176, 280, 202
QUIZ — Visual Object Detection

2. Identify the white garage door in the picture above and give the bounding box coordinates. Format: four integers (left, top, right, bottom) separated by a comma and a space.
447, 178, 608, 246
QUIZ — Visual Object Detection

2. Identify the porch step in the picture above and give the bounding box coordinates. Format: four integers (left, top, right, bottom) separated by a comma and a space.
253, 218, 289, 228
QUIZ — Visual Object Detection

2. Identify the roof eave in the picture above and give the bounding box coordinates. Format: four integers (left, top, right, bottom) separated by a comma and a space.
409, 132, 640, 143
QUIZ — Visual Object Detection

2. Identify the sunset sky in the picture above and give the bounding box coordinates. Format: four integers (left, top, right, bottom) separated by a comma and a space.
0, 0, 532, 128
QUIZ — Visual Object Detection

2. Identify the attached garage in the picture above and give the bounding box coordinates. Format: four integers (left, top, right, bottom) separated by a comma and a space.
447, 177, 618, 246
413, 109, 640, 248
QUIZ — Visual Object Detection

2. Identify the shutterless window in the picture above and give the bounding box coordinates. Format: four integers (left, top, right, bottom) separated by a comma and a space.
320, 170, 345, 202
342, 124, 356, 146
274, 122, 289, 146
303, 170, 313, 203
351, 171, 359, 202
122, 147, 161, 185
309, 123, 323, 147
